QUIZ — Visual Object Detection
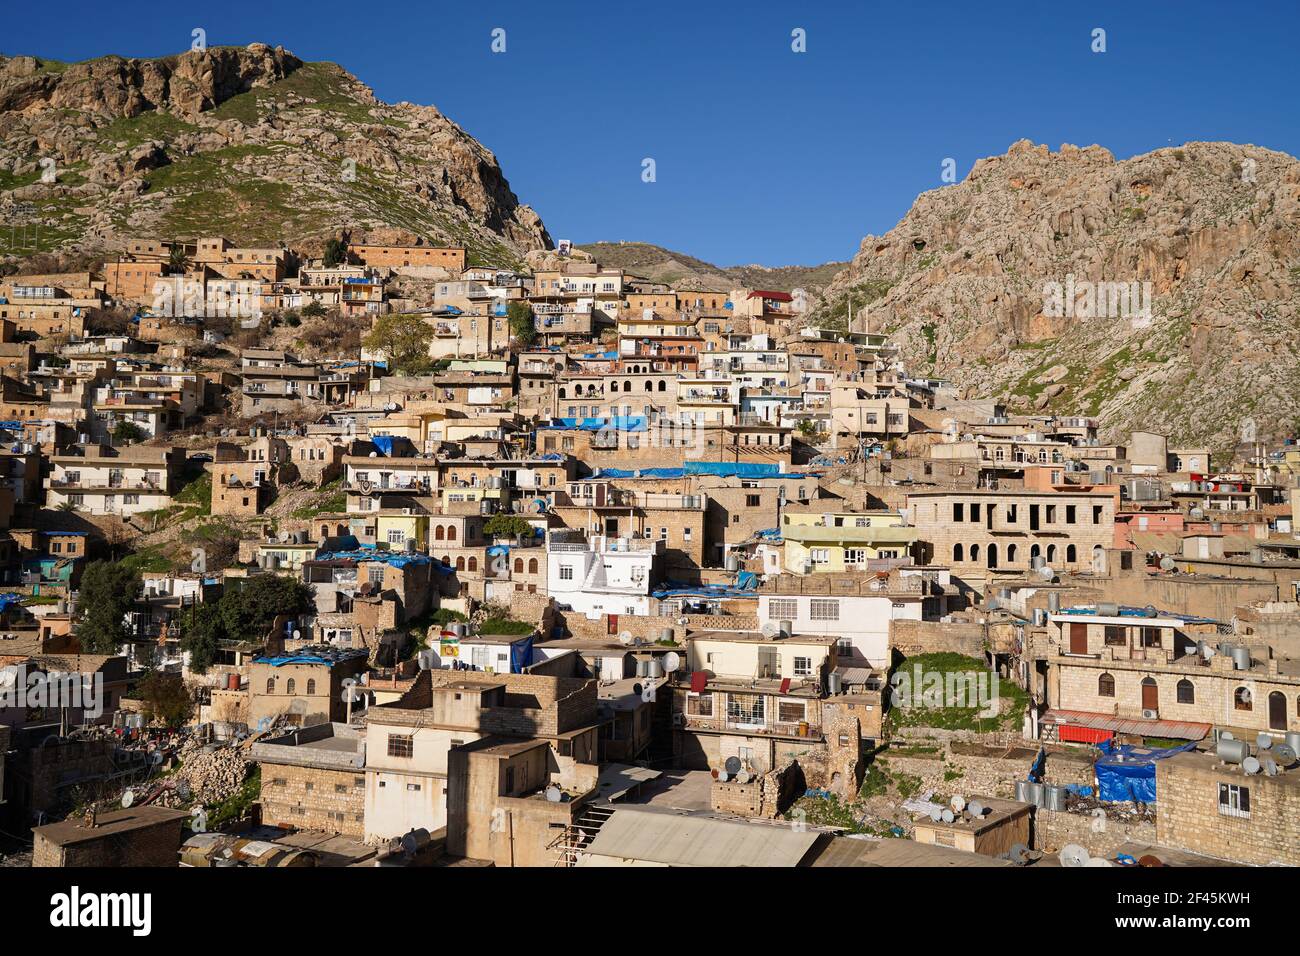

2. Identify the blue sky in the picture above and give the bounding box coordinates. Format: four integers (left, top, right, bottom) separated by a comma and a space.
5, 0, 1297, 265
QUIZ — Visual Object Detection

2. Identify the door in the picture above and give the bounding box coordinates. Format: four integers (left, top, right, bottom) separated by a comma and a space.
1069, 623, 1087, 655
1141, 678, 1158, 713
1269, 692, 1287, 731
607, 614, 619, 635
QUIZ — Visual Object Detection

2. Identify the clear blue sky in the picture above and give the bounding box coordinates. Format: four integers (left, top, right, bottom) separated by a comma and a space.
5, 0, 1297, 265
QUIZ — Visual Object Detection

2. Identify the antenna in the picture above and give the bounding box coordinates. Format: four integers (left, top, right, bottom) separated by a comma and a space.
1059, 844, 1091, 868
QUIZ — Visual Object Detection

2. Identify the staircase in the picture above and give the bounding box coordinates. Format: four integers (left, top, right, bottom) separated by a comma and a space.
548, 803, 615, 867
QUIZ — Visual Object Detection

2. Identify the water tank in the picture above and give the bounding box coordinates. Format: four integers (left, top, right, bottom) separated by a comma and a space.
1230, 646, 1252, 671
778, 620, 793, 638
1047, 592, 1061, 613
827, 671, 842, 695
1044, 785, 1068, 812
646, 659, 663, 679
1096, 602, 1120, 617
1216, 738, 1249, 764
1030, 555, 1045, 570
635, 658, 650, 678
1287, 731, 1300, 754
226, 672, 241, 691
1014, 779, 1031, 803
658, 627, 674, 643
1026, 782, 1045, 807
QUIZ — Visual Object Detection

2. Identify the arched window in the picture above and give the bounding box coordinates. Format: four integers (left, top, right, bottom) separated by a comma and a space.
265, 678, 275, 694
455, 556, 466, 571
953, 543, 963, 562
286, 678, 296, 695
558, 387, 566, 399
644, 381, 653, 391
447, 526, 457, 542
1046, 544, 1057, 563
514, 557, 524, 573
1066, 544, 1077, 563
970, 543, 980, 562
987, 543, 998, 569
1030, 543, 1041, 560
1007, 543, 1018, 564
1098, 673, 1115, 697
435, 525, 445, 541
306, 679, 316, 696
1234, 686, 1253, 711
658, 380, 666, 392
528, 558, 538, 573
467, 557, 477, 572
1176, 679, 1194, 704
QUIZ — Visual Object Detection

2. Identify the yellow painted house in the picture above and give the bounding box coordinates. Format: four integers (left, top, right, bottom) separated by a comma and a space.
782, 508, 916, 574
375, 510, 429, 551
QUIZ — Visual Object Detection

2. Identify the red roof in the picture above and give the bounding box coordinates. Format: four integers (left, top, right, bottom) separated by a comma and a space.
747, 290, 793, 302
1043, 709, 1211, 741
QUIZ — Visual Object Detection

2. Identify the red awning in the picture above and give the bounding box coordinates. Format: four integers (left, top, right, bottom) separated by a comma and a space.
1043, 709, 1211, 741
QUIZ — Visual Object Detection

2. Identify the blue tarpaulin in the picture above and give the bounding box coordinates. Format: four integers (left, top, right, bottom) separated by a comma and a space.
542, 416, 648, 432
1094, 739, 1197, 803
316, 549, 432, 568
510, 635, 535, 674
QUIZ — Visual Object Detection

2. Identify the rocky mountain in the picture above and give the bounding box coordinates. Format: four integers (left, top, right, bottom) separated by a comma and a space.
0, 44, 550, 264
578, 241, 844, 294
811, 140, 1300, 452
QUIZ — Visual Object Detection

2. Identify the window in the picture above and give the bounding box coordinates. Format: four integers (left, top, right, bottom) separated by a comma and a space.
387, 734, 414, 758
810, 548, 830, 564
265, 678, 275, 694
1104, 625, 1127, 647
306, 679, 316, 695
1140, 627, 1163, 648
953, 502, 964, 522
953, 543, 964, 562
726, 693, 765, 725
746, 495, 761, 507
686, 693, 713, 717
1098, 673, 1115, 697
793, 656, 812, 676
778, 700, 807, 723
769, 598, 798, 620
285, 679, 296, 695
1218, 782, 1250, 818
1234, 686, 1252, 711
810, 599, 839, 621
1176, 679, 1195, 704
558, 564, 574, 581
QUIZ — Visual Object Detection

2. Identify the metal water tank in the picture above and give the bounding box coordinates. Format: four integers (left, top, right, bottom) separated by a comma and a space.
1026, 782, 1045, 807
1047, 591, 1061, 613
1044, 785, 1068, 812
1014, 779, 1031, 803
827, 671, 842, 695
1216, 738, 1249, 764
1230, 646, 1252, 671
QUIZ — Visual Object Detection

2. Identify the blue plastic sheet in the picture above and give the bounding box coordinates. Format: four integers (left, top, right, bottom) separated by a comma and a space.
1094, 739, 1196, 803
510, 635, 534, 673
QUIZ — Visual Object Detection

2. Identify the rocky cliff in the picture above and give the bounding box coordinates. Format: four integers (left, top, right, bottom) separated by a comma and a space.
812, 140, 1300, 450
0, 44, 550, 264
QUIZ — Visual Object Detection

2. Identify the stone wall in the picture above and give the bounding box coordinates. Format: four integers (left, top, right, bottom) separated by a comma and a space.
891, 619, 986, 659
260, 763, 365, 838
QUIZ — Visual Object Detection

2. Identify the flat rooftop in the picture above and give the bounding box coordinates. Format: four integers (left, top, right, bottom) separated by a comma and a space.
35, 806, 188, 846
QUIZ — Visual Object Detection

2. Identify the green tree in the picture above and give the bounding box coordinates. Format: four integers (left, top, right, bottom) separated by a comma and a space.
507, 301, 535, 348
301, 300, 327, 319
363, 313, 435, 374
76, 561, 142, 654
219, 574, 314, 644
166, 242, 190, 275
483, 513, 532, 540
323, 238, 347, 268
181, 602, 227, 674
138, 672, 194, 728
112, 420, 146, 444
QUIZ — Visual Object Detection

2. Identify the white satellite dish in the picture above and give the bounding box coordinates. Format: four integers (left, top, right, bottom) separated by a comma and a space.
736, 770, 751, 784
618, 631, 635, 646
1243, 756, 1261, 775
760, 621, 782, 639
950, 794, 966, 813
1059, 844, 1091, 868
662, 652, 681, 673
121, 789, 135, 809
940, 809, 955, 823
292, 629, 301, 641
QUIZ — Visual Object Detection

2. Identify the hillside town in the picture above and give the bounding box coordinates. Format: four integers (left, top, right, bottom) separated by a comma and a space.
0, 233, 1294, 873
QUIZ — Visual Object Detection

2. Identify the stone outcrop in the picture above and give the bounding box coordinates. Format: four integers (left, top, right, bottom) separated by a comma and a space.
0, 44, 550, 261
814, 139, 1300, 448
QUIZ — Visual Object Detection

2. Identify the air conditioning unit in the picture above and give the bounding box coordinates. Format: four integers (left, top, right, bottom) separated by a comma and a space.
1141, 709, 1159, 720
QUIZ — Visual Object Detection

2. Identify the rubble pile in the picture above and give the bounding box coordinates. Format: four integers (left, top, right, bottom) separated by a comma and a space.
156, 740, 250, 808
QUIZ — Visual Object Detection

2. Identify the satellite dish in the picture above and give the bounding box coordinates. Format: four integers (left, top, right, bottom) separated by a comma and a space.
662, 652, 681, 673
1262, 756, 1280, 777
279, 531, 291, 544
736, 770, 751, 784
968, 800, 986, 818
724, 756, 743, 775
1272, 743, 1296, 764
1008, 842, 1030, 864
1085, 857, 1114, 867
929, 808, 943, 822
1159, 556, 1177, 571
950, 794, 966, 813
631, 683, 642, 697
1243, 756, 1261, 775
292, 629, 301, 641
1060, 844, 1091, 868
940, 809, 955, 824
618, 631, 635, 646
121, 790, 135, 808
341, 678, 362, 703
760, 621, 782, 639
1256, 734, 1273, 751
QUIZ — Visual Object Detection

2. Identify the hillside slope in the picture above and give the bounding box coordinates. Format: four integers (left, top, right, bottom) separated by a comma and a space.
0, 44, 550, 265
812, 140, 1300, 450
578, 240, 844, 293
